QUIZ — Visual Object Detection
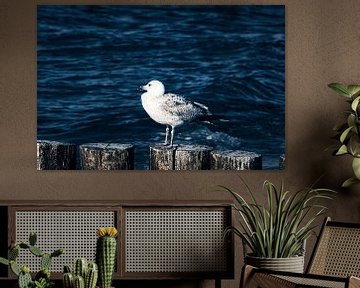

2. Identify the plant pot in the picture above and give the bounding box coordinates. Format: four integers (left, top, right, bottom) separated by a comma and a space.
245, 254, 305, 273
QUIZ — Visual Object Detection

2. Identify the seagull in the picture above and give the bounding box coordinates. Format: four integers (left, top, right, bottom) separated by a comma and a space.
141, 80, 216, 147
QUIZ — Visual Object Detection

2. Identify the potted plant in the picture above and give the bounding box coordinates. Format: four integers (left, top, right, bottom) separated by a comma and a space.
96, 227, 118, 288
221, 178, 334, 273
62, 258, 98, 288
328, 83, 360, 187
0, 232, 63, 288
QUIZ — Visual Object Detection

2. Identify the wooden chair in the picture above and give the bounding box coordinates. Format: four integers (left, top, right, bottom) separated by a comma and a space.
241, 217, 360, 288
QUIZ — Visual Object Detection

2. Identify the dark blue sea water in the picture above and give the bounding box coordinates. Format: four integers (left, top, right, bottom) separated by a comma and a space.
37, 5, 285, 170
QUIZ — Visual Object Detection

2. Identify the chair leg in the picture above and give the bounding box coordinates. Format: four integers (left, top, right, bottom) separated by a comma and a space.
240, 265, 255, 288
215, 278, 221, 288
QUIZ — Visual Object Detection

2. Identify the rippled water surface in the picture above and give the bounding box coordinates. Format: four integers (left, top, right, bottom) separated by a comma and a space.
37, 5, 285, 169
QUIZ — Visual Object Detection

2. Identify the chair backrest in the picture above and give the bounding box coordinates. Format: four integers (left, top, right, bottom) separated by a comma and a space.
307, 217, 360, 277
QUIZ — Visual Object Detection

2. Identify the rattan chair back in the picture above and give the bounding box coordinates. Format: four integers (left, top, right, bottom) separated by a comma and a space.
307, 217, 360, 278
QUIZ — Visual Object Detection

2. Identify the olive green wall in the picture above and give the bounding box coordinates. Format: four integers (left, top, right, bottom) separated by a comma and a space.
1, 0, 360, 287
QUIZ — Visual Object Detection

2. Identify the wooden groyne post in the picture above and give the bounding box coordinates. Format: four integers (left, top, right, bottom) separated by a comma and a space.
79, 143, 134, 170
150, 145, 262, 171
37, 140, 265, 170
150, 144, 213, 170
211, 150, 262, 170
37, 140, 77, 170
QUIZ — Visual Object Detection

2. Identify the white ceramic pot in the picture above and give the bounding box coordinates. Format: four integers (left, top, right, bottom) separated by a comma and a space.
245, 254, 305, 273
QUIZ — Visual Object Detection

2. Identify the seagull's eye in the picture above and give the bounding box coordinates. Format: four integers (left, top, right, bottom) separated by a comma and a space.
149, 84, 152, 86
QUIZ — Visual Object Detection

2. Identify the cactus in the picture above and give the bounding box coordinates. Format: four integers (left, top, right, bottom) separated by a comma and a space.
41, 253, 52, 270
18, 268, 32, 288
29, 232, 37, 246
85, 262, 98, 288
51, 248, 64, 257
35, 268, 51, 281
74, 275, 85, 288
19, 243, 30, 249
96, 227, 118, 288
63, 272, 74, 288
0, 257, 9, 266
74, 258, 88, 279
0, 232, 64, 288
64, 265, 72, 273
29, 245, 44, 257
10, 260, 20, 276
9, 246, 19, 260
63, 259, 98, 288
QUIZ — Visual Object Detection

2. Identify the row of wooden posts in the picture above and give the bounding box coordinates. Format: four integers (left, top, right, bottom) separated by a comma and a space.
37, 140, 285, 170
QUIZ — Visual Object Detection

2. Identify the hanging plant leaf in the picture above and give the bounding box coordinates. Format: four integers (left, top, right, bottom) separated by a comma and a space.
336, 145, 348, 155
352, 157, 360, 179
342, 177, 360, 188
340, 126, 353, 143
349, 135, 360, 157
351, 96, 360, 111
347, 85, 360, 97
347, 114, 356, 128
328, 83, 351, 97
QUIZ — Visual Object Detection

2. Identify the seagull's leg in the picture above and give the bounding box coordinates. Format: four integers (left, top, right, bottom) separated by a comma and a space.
170, 126, 175, 147
164, 126, 170, 145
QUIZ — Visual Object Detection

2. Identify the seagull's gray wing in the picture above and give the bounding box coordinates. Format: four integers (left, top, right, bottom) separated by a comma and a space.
162, 93, 209, 121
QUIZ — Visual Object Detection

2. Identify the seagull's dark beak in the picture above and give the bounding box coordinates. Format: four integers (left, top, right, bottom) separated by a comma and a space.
139, 85, 146, 92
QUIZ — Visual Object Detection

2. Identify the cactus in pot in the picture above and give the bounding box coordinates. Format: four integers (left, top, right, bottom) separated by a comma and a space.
62, 259, 98, 288
96, 227, 118, 288
85, 262, 98, 288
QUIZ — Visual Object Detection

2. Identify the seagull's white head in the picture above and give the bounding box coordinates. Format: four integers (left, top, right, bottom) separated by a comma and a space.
141, 80, 165, 97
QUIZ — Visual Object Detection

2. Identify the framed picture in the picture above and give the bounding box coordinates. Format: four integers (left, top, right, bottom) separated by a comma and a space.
37, 5, 285, 170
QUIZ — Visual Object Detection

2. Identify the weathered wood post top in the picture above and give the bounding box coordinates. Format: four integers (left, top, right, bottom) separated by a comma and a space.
150, 144, 213, 170
80, 143, 134, 170
211, 150, 262, 170
37, 140, 77, 170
